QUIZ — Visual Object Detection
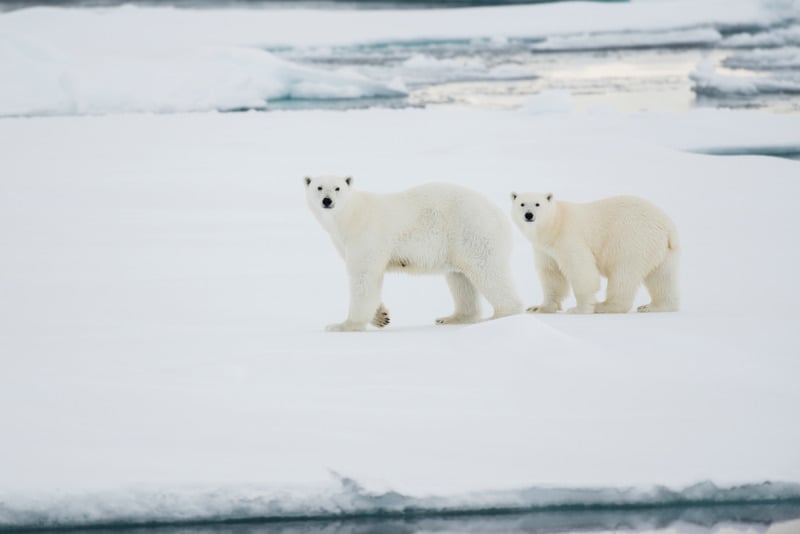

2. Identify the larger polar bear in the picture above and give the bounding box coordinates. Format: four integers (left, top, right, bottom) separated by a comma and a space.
511, 192, 680, 314
305, 176, 523, 331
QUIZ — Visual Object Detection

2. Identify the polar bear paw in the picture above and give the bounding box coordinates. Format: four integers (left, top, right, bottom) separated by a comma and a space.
371, 305, 391, 328
637, 303, 677, 313
567, 304, 595, 314
595, 301, 630, 314
526, 302, 561, 313
326, 321, 367, 332
435, 314, 480, 325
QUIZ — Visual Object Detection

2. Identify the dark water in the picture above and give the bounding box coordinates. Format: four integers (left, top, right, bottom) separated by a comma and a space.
266, 41, 800, 115
9, 505, 800, 534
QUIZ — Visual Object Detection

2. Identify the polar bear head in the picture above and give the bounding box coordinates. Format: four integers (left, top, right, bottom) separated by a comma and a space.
510, 191, 554, 227
304, 175, 353, 214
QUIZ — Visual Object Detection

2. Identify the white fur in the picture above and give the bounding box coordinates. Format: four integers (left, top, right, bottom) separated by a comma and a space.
306, 176, 523, 331
511, 193, 680, 314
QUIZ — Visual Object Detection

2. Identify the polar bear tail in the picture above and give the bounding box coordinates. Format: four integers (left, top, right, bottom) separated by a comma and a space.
639, 225, 680, 313
667, 226, 680, 252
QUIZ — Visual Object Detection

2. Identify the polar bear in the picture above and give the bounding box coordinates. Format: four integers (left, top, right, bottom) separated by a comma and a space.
510, 192, 679, 314
305, 176, 523, 331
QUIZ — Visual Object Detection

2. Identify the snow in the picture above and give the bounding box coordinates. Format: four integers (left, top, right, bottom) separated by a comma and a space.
0, 35, 405, 117
1, 106, 799, 528
1, 0, 800, 528
520, 90, 574, 114
0, 0, 797, 116
721, 24, 800, 49
723, 47, 800, 70
0, 0, 784, 50
2, 479, 799, 529
690, 60, 800, 96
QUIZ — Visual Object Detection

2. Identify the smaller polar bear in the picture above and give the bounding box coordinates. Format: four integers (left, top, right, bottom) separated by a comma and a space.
305, 176, 523, 331
511, 193, 679, 314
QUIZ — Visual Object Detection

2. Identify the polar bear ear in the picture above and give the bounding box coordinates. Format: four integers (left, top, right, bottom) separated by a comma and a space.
345, 176, 353, 187
511, 192, 517, 201
304, 176, 312, 187
546, 193, 553, 202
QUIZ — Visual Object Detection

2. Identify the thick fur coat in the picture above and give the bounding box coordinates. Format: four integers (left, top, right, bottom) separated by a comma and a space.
306, 176, 523, 331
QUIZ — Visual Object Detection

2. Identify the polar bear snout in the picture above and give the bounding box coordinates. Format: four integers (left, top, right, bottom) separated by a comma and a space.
525, 211, 535, 222
322, 197, 333, 209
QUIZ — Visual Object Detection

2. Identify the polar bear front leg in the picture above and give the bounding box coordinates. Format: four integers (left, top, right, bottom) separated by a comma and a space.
327, 266, 385, 332
558, 246, 600, 314
528, 251, 568, 313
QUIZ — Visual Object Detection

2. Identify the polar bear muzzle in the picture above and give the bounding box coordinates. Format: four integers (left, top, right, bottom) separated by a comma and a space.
322, 197, 333, 209
525, 211, 535, 222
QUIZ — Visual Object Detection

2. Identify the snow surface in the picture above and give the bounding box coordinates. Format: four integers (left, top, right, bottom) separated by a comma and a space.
1, 0, 799, 116
1, 0, 800, 528
1, 106, 799, 527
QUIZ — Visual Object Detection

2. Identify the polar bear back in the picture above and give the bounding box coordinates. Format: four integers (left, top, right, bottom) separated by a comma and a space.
399, 182, 510, 239
349, 183, 512, 274
561, 195, 678, 276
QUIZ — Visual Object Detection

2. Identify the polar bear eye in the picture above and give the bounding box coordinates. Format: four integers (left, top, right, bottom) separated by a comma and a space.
317, 186, 322, 191
520, 203, 525, 207
335, 187, 340, 191
535, 203, 540, 207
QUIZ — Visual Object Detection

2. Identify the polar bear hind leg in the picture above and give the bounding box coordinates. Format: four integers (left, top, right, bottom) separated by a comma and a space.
639, 249, 680, 312
436, 272, 482, 325
462, 261, 523, 320
598, 229, 673, 314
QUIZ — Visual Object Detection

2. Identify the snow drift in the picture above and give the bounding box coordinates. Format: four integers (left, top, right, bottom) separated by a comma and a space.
0, 34, 405, 116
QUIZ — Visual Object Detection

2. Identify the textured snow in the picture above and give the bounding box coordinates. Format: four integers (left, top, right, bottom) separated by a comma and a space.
0, 0, 786, 49
723, 47, 800, 70
0, 35, 405, 117
721, 24, 800, 49
530, 28, 723, 52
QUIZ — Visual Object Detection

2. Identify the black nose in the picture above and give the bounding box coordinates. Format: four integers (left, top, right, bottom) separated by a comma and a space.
525, 212, 534, 221
322, 197, 332, 208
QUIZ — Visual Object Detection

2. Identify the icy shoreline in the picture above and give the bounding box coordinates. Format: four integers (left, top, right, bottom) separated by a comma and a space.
2, 480, 800, 530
